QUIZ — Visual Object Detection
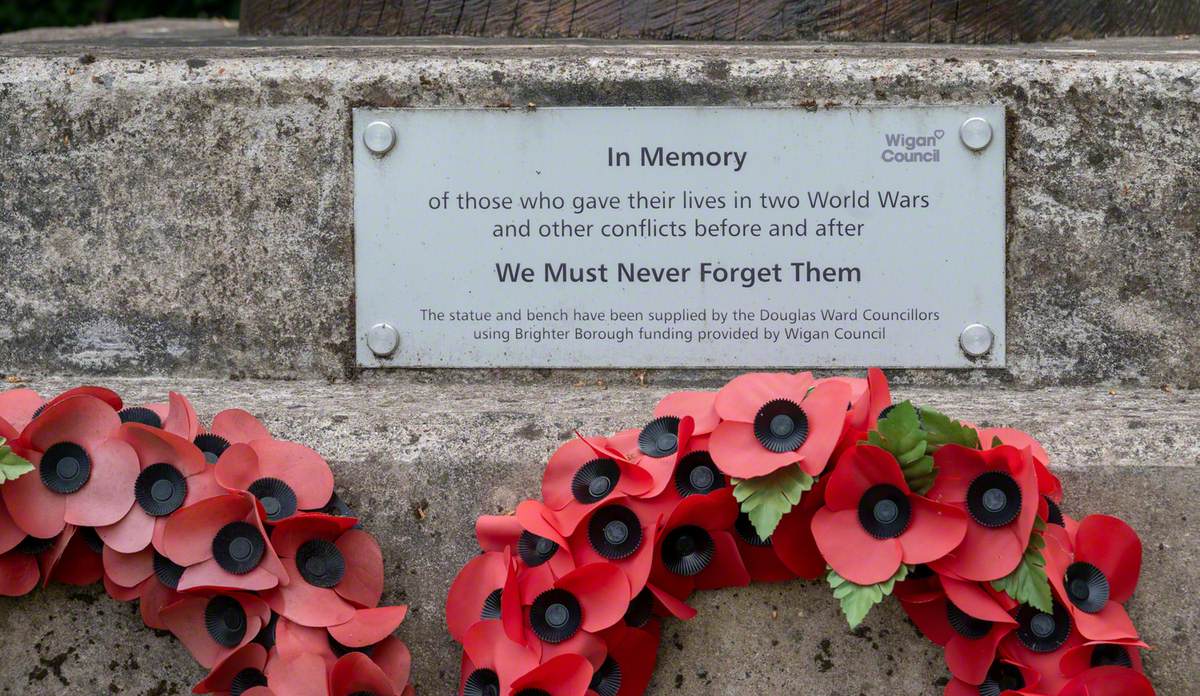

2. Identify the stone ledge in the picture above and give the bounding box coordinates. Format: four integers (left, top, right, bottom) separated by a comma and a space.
0, 21, 1198, 385
0, 378, 1195, 694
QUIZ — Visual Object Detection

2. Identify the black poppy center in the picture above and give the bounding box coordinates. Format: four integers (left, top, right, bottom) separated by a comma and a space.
204, 595, 248, 648
661, 525, 715, 576
588, 505, 642, 560
230, 667, 268, 696
530, 589, 582, 643
194, 433, 230, 464
753, 399, 809, 453
39, 442, 91, 494
153, 552, 185, 589
463, 669, 501, 696
590, 656, 623, 696
119, 406, 163, 428
979, 662, 1025, 696
1090, 644, 1133, 668
518, 530, 559, 567
638, 416, 681, 458
624, 587, 654, 628
213, 521, 266, 575
480, 588, 502, 620
946, 601, 991, 640
675, 451, 724, 497
572, 458, 620, 504
247, 477, 298, 522
1064, 561, 1110, 613
857, 484, 912, 539
967, 471, 1022, 527
1016, 602, 1072, 653
735, 511, 771, 547
296, 539, 346, 588
134, 463, 188, 516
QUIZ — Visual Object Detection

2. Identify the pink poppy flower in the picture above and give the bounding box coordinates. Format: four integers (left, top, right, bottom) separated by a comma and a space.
97, 422, 224, 554
193, 408, 273, 464
708, 372, 851, 479
926, 444, 1039, 582
161, 591, 271, 668
262, 513, 384, 628
648, 488, 749, 601
476, 500, 576, 599
118, 391, 202, 441
100, 545, 186, 629
541, 434, 654, 535
193, 642, 270, 695
811, 445, 968, 585
3, 394, 139, 538
215, 441, 334, 523
160, 492, 288, 592
508, 562, 631, 648
565, 497, 657, 598
1043, 515, 1142, 643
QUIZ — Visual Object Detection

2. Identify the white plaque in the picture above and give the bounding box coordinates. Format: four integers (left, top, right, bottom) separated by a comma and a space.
354, 107, 1005, 368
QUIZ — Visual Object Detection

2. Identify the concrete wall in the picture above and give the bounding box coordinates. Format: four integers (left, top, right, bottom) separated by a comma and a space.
0, 22, 1197, 386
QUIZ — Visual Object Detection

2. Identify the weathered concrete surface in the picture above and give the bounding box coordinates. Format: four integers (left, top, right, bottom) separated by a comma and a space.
0, 377, 1195, 694
0, 21, 1198, 386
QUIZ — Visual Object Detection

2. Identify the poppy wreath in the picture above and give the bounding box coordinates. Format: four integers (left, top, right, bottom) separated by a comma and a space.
446, 369, 1156, 696
0, 385, 415, 696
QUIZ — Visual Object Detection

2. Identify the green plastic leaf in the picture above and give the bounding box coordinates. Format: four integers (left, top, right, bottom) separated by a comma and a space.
863, 402, 936, 493
0, 437, 34, 484
992, 435, 1004, 448
731, 465, 814, 539
920, 407, 982, 450
826, 564, 910, 628
991, 518, 1053, 613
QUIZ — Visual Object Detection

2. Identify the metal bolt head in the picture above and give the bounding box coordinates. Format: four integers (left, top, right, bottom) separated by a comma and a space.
959, 323, 995, 358
366, 322, 400, 357
959, 117, 993, 151
362, 121, 396, 156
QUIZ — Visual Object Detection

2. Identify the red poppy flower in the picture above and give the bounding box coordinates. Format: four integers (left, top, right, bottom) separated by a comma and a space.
708, 372, 851, 479
1057, 666, 1155, 696
477, 500, 576, 599
96, 423, 224, 554
542, 434, 654, 534
506, 653, 594, 696
1059, 637, 1147, 679
592, 622, 661, 696
193, 642, 270, 695
926, 444, 1039, 582
460, 620, 539, 696
943, 658, 1042, 696
649, 488, 749, 600
978, 426, 1064, 521
101, 544, 186, 629
770, 476, 830, 580
447, 548, 519, 643
119, 391, 203, 441
898, 573, 1017, 684
263, 513, 384, 627
1042, 515, 1141, 643
41, 524, 104, 587
330, 650, 415, 696
811, 445, 968, 585
3, 394, 139, 538
507, 562, 631, 649
215, 440, 334, 523
189, 408, 270, 465
161, 492, 288, 592
653, 391, 719, 435
843, 368, 892, 433
997, 598, 1087, 695
730, 508, 795, 583
162, 591, 271, 668
566, 497, 658, 598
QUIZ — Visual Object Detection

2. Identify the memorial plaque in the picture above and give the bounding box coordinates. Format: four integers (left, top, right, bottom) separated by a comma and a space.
354, 107, 1005, 368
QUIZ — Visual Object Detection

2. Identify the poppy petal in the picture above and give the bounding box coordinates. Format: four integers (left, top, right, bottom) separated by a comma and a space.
0, 388, 43, 431
211, 409, 271, 444
63, 438, 138, 528
898, 496, 969, 566
463, 620, 539, 692
214, 443, 264, 492
647, 581, 697, 620
372, 636, 413, 688
333, 528, 384, 608
941, 575, 1016, 624
654, 391, 720, 435
163, 391, 201, 441
1075, 515, 1141, 604
97, 504, 155, 554
1058, 666, 1155, 696
812, 507, 901, 585
102, 545, 154, 587
927, 445, 991, 505
0, 498, 27, 554
714, 372, 811, 423
824, 445, 909, 512
510, 653, 593, 696
695, 530, 751, 590
795, 379, 852, 476
162, 595, 232, 668
1, 452, 67, 538
329, 605, 408, 648
47, 533, 102, 585
1072, 601, 1140, 643
900, 595, 955, 646
0, 551, 40, 596
251, 440, 334, 510
708, 420, 797, 479
331, 652, 399, 696
476, 514, 523, 551
264, 557, 358, 627
161, 493, 250, 566
139, 579, 180, 630
275, 617, 336, 664
771, 486, 827, 580
264, 653, 329, 696
192, 642, 267, 693
945, 624, 1011, 684
271, 513, 355, 559
177, 556, 282, 593
25, 394, 121, 452
120, 422, 207, 476
930, 517, 1026, 582
446, 551, 507, 642
558, 562, 630, 633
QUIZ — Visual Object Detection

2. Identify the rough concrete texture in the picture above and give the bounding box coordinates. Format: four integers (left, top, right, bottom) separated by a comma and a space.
0, 21, 1197, 386
0, 376, 1195, 695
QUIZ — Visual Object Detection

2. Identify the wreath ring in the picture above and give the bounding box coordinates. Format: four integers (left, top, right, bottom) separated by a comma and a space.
447, 369, 1156, 696
0, 385, 415, 696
